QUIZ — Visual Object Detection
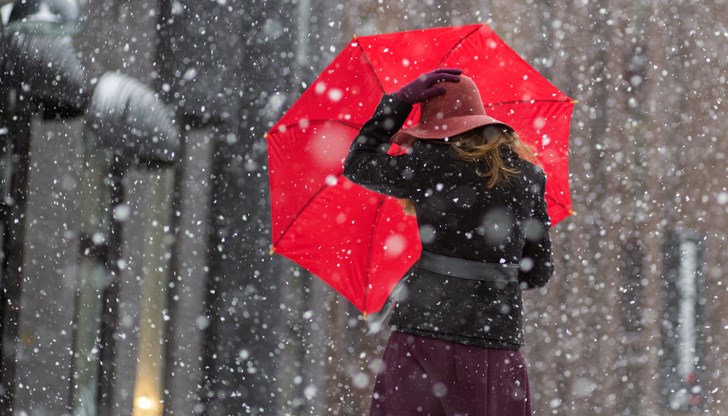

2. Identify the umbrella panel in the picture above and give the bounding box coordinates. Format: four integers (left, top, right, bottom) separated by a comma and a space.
356, 24, 482, 94
272, 43, 382, 135
442, 25, 570, 102
268, 121, 358, 238
273, 176, 420, 313
483, 100, 573, 223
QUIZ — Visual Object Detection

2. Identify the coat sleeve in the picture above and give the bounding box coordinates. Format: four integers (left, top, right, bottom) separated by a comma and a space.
342, 95, 419, 199
519, 171, 554, 289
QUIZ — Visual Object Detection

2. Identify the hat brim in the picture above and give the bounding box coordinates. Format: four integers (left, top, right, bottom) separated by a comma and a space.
391, 114, 513, 146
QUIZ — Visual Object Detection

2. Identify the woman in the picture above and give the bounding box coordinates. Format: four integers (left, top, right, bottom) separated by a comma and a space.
343, 68, 553, 416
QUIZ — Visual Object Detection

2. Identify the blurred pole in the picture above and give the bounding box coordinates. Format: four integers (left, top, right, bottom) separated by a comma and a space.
0, 85, 9, 292
0, 97, 31, 415
275, 0, 311, 412
0, 83, 13, 414
295, 0, 311, 72
199, 0, 287, 411
132, 168, 175, 416
296, 1, 344, 414
536, 0, 555, 80
161, 113, 188, 416
0, 141, 8, 290
96, 160, 124, 416
69, 132, 116, 416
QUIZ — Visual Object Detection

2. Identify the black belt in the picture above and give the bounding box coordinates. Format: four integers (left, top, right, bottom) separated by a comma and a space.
415, 250, 519, 283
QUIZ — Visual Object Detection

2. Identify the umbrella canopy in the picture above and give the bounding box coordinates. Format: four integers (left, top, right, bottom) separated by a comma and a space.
267, 23, 574, 315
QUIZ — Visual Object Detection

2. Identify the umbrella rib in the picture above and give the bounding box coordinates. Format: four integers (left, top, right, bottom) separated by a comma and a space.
545, 193, 571, 212
269, 119, 363, 137
436, 24, 483, 67
486, 99, 574, 107
354, 40, 386, 95
363, 195, 386, 311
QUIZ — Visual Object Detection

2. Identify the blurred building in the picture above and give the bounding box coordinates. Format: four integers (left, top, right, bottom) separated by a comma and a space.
0, 0, 726, 415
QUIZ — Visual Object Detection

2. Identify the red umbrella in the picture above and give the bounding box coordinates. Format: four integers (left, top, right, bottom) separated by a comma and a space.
266, 23, 574, 316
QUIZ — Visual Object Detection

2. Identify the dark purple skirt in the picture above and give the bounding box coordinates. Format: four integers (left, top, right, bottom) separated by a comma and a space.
371, 331, 531, 416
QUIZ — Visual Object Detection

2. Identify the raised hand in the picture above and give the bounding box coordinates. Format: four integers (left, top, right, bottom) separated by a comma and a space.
392, 68, 462, 104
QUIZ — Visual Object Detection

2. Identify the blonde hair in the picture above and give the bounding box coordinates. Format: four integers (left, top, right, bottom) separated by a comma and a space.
451, 125, 536, 187
399, 125, 536, 216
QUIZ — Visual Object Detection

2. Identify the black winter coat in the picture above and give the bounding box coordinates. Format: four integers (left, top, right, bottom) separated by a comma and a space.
343, 95, 553, 350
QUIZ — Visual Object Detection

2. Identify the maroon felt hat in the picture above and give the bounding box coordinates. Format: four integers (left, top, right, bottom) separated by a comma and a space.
391, 75, 512, 145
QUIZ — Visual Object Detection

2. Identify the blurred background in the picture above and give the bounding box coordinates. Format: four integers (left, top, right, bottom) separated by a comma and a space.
0, 0, 726, 415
